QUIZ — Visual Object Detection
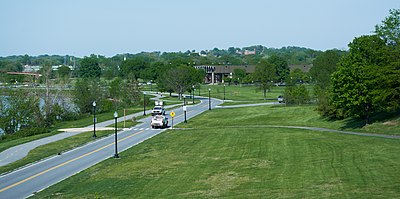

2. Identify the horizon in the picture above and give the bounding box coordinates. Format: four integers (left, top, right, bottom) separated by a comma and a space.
1, 0, 398, 57
0, 45, 334, 58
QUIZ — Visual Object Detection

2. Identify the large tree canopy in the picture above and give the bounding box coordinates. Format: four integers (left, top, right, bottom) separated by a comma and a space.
375, 9, 400, 46
158, 65, 203, 99
78, 57, 101, 78
310, 50, 343, 89
268, 55, 289, 82
331, 35, 396, 124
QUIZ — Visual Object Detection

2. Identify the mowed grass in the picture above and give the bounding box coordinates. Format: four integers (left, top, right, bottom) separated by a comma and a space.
207, 84, 285, 101
186, 105, 400, 136
32, 105, 400, 198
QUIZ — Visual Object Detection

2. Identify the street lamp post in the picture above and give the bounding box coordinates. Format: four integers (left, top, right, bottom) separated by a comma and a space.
113, 111, 119, 158
208, 88, 211, 110
183, 95, 186, 105
143, 92, 146, 116
192, 85, 195, 104
224, 84, 226, 101
183, 105, 187, 123
92, 101, 97, 138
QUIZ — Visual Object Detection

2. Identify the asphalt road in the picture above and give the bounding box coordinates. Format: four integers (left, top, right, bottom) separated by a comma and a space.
0, 97, 222, 199
0, 93, 178, 167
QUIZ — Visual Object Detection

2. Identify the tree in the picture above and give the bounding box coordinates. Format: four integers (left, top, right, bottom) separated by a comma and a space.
289, 68, 307, 84
57, 65, 71, 79
331, 35, 389, 124
254, 59, 276, 100
310, 50, 343, 89
310, 50, 344, 116
284, 85, 310, 105
120, 55, 154, 80
72, 78, 105, 114
159, 65, 202, 99
78, 57, 101, 78
0, 89, 41, 134
122, 79, 141, 106
375, 9, 400, 46
373, 9, 400, 112
109, 77, 124, 103
268, 55, 290, 82
233, 68, 246, 84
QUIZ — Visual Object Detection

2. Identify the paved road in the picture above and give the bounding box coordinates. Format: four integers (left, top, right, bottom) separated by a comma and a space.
0, 93, 178, 167
0, 97, 222, 199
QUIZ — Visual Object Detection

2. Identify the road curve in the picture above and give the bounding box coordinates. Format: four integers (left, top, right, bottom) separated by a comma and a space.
0, 97, 222, 199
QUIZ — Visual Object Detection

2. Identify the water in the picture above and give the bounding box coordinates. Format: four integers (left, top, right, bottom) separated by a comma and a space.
0, 95, 78, 135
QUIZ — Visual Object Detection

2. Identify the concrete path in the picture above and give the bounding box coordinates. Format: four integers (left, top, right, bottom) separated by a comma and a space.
216, 102, 281, 108
0, 92, 177, 167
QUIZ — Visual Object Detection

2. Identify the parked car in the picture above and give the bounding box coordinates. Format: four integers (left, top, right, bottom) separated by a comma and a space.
278, 96, 284, 103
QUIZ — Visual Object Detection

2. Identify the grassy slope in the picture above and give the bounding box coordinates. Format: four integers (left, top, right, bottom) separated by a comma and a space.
187, 105, 400, 135
32, 105, 400, 198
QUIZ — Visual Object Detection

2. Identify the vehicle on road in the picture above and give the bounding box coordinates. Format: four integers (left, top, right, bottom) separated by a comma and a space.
151, 115, 168, 129
278, 96, 284, 103
151, 101, 165, 116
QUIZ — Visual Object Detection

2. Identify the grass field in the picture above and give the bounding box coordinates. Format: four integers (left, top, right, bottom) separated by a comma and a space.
32, 105, 400, 198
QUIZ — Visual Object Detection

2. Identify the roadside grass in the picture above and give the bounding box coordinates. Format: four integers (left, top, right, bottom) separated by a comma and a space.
0, 130, 115, 174
107, 120, 139, 128
32, 105, 400, 198
55, 107, 144, 129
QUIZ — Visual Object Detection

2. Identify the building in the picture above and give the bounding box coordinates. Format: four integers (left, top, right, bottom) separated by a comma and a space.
194, 65, 255, 84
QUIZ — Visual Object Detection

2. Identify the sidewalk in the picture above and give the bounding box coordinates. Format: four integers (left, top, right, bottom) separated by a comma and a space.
0, 92, 177, 167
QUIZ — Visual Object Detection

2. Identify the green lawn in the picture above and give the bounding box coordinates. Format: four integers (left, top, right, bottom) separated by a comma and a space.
32, 105, 400, 198
207, 84, 285, 101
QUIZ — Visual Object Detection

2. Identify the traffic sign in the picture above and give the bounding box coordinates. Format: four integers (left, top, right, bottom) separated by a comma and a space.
170, 111, 175, 117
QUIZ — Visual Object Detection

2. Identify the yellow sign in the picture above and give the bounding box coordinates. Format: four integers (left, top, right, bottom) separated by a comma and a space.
170, 111, 175, 117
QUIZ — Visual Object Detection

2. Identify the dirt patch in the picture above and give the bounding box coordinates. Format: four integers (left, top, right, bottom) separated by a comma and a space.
383, 121, 398, 126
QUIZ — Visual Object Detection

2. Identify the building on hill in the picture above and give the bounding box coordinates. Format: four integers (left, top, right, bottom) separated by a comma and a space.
194, 65, 255, 84
236, 48, 256, 55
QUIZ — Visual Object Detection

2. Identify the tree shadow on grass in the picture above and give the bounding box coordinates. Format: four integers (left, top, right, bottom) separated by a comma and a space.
340, 110, 400, 130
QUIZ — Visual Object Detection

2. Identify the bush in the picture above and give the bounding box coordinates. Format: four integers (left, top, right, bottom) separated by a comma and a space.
284, 85, 311, 105
17, 127, 50, 137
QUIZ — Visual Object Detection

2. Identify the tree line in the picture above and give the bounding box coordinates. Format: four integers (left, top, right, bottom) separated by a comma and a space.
311, 9, 400, 125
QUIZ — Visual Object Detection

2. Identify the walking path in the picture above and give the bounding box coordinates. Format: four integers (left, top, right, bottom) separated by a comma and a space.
0, 92, 176, 167
216, 102, 281, 108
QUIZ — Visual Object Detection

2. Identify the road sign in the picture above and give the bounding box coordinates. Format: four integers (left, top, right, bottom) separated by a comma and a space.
170, 111, 175, 117
183, 106, 187, 111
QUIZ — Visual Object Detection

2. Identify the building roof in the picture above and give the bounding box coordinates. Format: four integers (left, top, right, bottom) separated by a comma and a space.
194, 65, 255, 74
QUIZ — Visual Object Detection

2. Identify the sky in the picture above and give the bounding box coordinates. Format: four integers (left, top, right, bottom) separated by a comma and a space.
0, 0, 398, 57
